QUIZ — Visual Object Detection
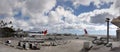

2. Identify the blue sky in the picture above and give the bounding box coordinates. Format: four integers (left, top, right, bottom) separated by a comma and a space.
56, 0, 113, 16
0, 0, 119, 35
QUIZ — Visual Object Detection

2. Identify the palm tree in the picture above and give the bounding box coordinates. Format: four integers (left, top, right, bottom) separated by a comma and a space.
9, 21, 12, 24
3, 23, 7, 26
0, 20, 4, 27
10, 26, 13, 29
1, 20, 4, 24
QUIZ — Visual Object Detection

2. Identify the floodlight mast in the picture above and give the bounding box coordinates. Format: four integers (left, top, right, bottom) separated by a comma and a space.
106, 18, 110, 43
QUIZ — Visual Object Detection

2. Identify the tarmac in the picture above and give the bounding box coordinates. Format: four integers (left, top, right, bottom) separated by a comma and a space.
0, 36, 120, 52
0, 38, 85, 52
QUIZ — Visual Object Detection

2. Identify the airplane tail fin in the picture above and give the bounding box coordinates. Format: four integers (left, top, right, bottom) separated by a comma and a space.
84, 29, 88, 36
42, 30, 47, 35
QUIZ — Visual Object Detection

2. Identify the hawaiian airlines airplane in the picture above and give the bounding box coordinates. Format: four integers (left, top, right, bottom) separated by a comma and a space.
28, 30, 48, 36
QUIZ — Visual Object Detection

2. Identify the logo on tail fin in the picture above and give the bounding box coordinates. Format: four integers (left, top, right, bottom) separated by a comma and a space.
42, 30, 47, 35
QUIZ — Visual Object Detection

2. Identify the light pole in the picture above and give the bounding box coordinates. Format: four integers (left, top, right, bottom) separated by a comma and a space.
105, 18, 110, 43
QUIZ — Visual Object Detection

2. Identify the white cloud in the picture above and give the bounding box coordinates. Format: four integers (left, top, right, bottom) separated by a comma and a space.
24, 0, 56, 26
109, 0, 120, 16
71, 0, 93, 8
68, 0, 114, 8
77, 9, 114, 24
0, 0, 14, 17
54, 6, 77, 23
18, 0, 119, 32
24, 0, 56, 14
0, 0, 120, 34
48, 11, 62, 24
0, 0, 57, 31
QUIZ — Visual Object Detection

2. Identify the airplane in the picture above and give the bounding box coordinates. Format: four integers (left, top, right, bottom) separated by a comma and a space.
83, 29, 88, 37
82, 29, 113, 39
27, 30, 48, 36
82, 29, 114, 46
19, 30, 48, 43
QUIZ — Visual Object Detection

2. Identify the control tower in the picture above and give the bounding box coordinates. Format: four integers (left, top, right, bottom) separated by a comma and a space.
111, 16, 120, 41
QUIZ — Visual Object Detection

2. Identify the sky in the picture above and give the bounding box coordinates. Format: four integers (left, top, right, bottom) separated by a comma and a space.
0, 0, 120, 35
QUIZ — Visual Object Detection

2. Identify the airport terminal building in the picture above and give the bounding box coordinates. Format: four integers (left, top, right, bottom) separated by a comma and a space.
111, 16, 120, 41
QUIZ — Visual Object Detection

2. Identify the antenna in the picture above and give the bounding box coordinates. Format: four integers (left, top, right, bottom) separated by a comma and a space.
119, 8, 120, 16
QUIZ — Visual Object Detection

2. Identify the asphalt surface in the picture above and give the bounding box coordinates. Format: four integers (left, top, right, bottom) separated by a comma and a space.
0, 37, 120, 52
